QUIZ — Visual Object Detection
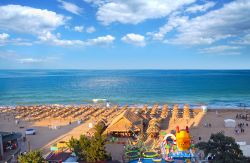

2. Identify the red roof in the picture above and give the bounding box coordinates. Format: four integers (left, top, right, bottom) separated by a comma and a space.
46, 152, 71, 161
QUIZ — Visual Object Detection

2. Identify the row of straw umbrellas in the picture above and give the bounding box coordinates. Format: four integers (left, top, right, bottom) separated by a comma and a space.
172, 104, 190, 119
0, 104, 131, 125
129, 104, 190, 120
131, 104, 191, 138
0, 104, 192, 122
141, 104, 191, 140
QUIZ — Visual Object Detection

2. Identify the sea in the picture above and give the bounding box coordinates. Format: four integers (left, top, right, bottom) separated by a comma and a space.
0, 70, 250, 109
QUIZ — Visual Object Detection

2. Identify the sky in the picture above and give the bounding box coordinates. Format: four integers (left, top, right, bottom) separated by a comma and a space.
0, 0, 250, 69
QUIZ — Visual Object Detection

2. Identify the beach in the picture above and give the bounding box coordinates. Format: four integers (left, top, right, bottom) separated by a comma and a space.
0, 105, 126, 155
1, 104, 250, 161
1, 0, 250, 161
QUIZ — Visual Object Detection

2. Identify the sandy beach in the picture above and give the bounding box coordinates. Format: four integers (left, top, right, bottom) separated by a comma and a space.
0, 105, 126, 155
1, 104, 250, 161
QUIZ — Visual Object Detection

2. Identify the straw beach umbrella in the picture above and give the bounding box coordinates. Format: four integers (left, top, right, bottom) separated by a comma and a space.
146, 125, 160, 138
162, 104, 168, 114
161, 104, 169, 118
172, 104, 179, 119
183, 104, 190, 123
142, 104, 148, 114
149, 118, 158, 125
150, 104, 159, 116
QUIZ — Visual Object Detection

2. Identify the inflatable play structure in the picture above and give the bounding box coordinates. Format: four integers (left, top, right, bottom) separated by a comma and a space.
125, 150, 140, 160
50, 141, 68, 152
161, 126, 195, 162
125, 145, 141, 160
142, 151, 158, 158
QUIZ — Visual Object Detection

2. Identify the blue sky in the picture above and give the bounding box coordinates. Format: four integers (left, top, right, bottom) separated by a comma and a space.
0, 0, 250, 69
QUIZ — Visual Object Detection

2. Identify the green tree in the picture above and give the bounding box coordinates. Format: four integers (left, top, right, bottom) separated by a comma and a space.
196, 132, 247, 163
18, 150, 45, 163
86, 125, 111, 162
68, 135, 91, 161
67, 123, 111, 162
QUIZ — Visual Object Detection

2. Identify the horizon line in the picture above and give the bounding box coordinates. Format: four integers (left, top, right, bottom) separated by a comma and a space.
0, 68, 250, 71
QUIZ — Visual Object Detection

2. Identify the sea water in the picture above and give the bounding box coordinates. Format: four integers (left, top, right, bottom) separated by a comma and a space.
0, 70, 250, 108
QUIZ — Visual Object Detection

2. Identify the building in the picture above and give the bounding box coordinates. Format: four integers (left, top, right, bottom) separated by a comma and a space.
0, 132, 22, 162
46, 151, 73, 163
105, 110, 143, 137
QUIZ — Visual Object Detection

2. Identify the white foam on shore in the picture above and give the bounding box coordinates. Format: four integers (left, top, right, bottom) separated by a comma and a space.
1, 103, 250, 110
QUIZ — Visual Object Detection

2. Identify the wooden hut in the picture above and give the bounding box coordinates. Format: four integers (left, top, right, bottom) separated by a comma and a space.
104, 110, 143, 137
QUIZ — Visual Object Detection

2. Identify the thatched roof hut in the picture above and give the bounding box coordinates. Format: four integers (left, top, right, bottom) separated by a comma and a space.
104, 110, 143, 137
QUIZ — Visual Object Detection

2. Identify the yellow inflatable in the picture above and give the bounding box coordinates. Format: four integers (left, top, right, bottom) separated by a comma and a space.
57, 141, 67, 149
175, 126, 191, 151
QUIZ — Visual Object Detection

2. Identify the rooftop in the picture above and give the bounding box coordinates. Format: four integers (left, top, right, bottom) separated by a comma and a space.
0, 132, 22, 142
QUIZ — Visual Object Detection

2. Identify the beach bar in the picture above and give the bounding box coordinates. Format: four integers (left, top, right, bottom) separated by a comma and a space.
105, 110, 143, 137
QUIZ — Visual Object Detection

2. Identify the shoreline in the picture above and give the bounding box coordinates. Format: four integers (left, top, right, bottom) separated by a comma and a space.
1, 103, 250, 110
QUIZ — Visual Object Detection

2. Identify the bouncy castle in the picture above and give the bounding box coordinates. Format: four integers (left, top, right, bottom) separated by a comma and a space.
161, 126, 195, 162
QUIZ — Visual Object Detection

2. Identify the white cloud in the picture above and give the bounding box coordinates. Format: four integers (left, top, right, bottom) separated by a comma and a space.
58, 0, 82, 15
0, 33, 9, 45
74, 26, 84, 32
86, 35, 115, 46
200, 45, 242, 55
0, 5, 67, 35
0, 33, 32, 46
85, 0, 195, 25
10, 39, 32, 46
0, 50, 59, 64
84, 0, 105, 6
86, 26, 96, 33
121, 33, 146, 46
156, 0, 250, 45
18, 58, 43, 64
38, 32, 85, 46
148, 15, 188, 40
72, 26, 95, 33
18, 56, 60, 64
38, 32, 115, 46
0, 33, 9, 40
232, 34, 250, 45
185, 1, 216, 13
